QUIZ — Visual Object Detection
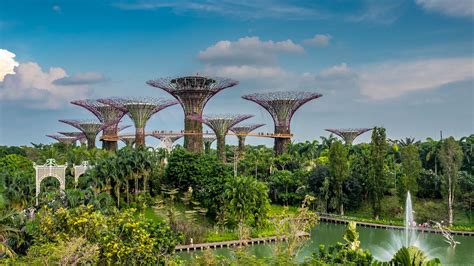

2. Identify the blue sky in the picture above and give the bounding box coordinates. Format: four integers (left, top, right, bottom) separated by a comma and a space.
0, 0, 473, 147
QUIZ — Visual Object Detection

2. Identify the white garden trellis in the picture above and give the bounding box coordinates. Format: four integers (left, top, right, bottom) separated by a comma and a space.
73, 161, 93, 183
34, 159, 67, 205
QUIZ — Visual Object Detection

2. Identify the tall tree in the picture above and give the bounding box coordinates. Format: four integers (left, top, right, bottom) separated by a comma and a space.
368, 127, 388, 219
329, 141, 349, 215
399, 144, 422, 202
438, 137, 463, 226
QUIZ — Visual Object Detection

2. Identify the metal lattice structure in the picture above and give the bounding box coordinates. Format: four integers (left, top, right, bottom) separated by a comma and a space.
71, 99, 128, 151
73, 161, 93, 184
325, 128, 373, 145
150, 132, 183, 151
190, 114, 253, 162
98, 97, 178, 146
46, 135, 77, 145
34, 159, 67, 205
231, 124, 265, 153
242, 91, 322, 155
203, 135, 217, 153
146, 75, 239, 153
59, 120, 107, 150
120, 135, 136, 147
58, 132, 87, 145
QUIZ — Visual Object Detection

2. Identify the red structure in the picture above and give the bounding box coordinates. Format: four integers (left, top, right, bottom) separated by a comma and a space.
325, 128, 372, 145
46, 135, 77, 145
58, 132, 87, 145
231, 124, 265, 153
98, 97, 178, 146
146, 76, 238, 153
71, 99, 128, 151
242, 91, 322, 155
59, 120, 107, 149
190, 114, 252, 162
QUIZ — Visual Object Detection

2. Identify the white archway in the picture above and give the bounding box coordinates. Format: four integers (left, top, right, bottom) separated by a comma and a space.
34, 159, 67, 205
73, 161, 93, 184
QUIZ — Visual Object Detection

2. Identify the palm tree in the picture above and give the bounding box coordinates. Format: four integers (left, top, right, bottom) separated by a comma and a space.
0, 210, 19, 258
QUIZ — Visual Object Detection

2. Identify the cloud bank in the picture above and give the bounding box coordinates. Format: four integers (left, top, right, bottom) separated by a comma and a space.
198, 38, 473, 100
416, 0, 474, 18
0, 49, 105, 109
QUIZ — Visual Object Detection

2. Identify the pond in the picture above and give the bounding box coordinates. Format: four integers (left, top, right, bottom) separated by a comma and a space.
178, 222, 474, 264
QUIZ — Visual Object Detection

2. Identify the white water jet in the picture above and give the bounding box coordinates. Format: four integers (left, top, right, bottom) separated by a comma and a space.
373, 191, 435, 261
405, 191, 416, 247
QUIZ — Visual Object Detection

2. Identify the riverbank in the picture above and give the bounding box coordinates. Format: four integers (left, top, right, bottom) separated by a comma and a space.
318, 214, 474, 236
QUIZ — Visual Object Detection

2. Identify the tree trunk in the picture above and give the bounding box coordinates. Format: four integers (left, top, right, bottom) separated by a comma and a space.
216, 134, 226, 162
238, 136, 246, 155
448, 174, 453, 226
135, 127, 146, 147
86, 137, 96, 150
274, 125, 291, 156
184, 114, 203, 153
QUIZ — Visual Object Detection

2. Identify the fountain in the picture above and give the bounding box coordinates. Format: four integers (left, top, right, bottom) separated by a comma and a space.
373, 191, 434, 261
404, 191, 416, 248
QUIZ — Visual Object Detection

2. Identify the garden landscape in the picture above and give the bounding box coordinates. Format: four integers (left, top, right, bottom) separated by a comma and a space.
0, 1, 473, 265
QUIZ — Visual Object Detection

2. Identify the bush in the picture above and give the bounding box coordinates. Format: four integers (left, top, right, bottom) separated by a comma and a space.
222, 176, 270, 228
164, 149, 232, 217
26, 205, 181, 264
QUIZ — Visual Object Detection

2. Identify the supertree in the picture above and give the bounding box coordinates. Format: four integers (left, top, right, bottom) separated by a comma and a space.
146, 75, 238, 153
46, 135, 77, 145
120, 135, 136, 147
151, 135, 183, 152
71, 99, 128, 151
58, 132, 87, 145
59, 120, 107, 150
191, 114, 252, 162
325, 128, 373, 145
202, 135, 217, 153
97, 97, 178, 147
242, 91, 322, 155
231, 123, 265, 154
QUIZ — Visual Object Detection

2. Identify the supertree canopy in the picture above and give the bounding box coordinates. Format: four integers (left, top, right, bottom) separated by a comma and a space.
191, 114, 252, 162
231, 123, 265, 153
146, 75, 238, 153
71, 99, 128, 151
202, 135, 217, 153
120, 135, 136, 147
59, 120, 107, 149
58, 132, 87, 145
97, 97, 178, 146
325, 128, 372, 145
242, 91, 322, 155
46, 135, 77, 145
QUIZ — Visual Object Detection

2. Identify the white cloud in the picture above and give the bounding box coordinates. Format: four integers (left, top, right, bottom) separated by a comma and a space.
114, 1, 321, 20
0, 49, 19, 81
204, 65, 290, 81
198, 36, 304, 66
358, 57, 474, 100
53, 72, 106, 85
52, 5, 62, 13
0, 61, 97, 109
303, 34, 332, 46
416, 0, 473, 18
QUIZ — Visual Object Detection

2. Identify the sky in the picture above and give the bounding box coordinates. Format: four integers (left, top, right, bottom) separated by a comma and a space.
0, 0, 473, 148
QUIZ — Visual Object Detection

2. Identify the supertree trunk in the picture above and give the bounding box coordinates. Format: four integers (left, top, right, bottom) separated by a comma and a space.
216, 134, 226, 162
184, 114, 203, 153
274, 126, 290, 155
135, 127, 146, 147
237, 136, 246, 154
103, 126, 118, 151
86, 137, 96, 150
